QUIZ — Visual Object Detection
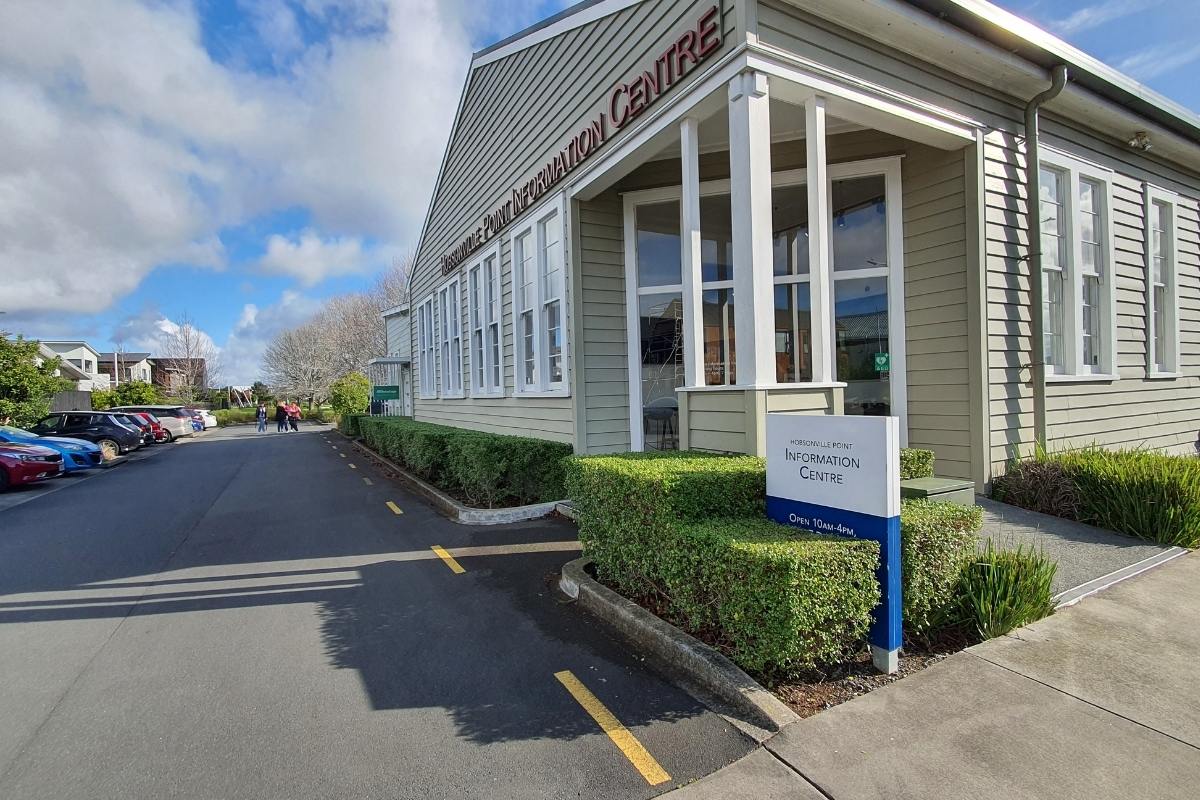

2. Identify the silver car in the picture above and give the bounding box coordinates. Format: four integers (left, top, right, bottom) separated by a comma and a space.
110, 405, 195, 441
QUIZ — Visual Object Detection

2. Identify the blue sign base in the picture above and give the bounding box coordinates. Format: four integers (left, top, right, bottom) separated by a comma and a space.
766, 496, 902, 668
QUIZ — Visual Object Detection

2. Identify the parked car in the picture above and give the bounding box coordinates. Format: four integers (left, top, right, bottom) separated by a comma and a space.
188, 408, 217, 430
110, 406, 195, 441
128, 412, 169, 443
29, 411, 144, 461
0, 425, 102, 473
115, 412, 155, 445
0, 442, 63, 490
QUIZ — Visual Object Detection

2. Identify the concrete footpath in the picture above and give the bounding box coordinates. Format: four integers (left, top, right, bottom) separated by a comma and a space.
667, 551, 1200, 800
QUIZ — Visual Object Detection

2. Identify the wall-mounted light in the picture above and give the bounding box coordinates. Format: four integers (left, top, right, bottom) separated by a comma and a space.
1128, 131, 1152, 151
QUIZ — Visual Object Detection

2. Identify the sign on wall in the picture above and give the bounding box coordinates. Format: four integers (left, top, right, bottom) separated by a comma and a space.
764, 413, 902, 673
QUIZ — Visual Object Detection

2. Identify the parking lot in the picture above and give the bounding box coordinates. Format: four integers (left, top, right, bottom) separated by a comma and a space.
0, 423, 752, 799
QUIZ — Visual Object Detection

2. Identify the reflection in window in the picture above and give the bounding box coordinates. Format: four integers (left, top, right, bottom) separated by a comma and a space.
772, 183, 812, 382
832, 176, 887, 272
640, 293, 683, 451
636, 201, 682, 288
702, 289, 735, 386
701, 192, 735, 385
835, 277, 889, 416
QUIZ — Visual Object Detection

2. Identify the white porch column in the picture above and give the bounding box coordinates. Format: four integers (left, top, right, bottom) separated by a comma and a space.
679, 117, 705, 387
805, 95, 834, 383
728, 70, 776, 386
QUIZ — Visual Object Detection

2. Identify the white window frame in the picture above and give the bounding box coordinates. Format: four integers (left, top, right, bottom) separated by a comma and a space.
416, 295, 436, 399
466, 245, 503, 396
1039, 148, 1119, 381
510, 194, 570, 397
1144, 184, 1181, 378
436, 275, 464, 398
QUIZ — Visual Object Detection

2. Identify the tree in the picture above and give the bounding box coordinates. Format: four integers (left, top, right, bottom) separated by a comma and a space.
0, 337, 71, 427
250, 381, 273, 405
262, 323, 336, 407
113, 380, 162, 406
157, 312, 221, 404
329, 372, 370, 416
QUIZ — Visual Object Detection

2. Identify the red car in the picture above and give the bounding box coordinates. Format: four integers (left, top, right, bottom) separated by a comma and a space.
128, 411, 169, 444
0, 442, 63, 490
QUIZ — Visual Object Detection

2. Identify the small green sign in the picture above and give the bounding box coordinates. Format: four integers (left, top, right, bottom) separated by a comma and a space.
873, 352, 890, 372
372, 385, 400, 401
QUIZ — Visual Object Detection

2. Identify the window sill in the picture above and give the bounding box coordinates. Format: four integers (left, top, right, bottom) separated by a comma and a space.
1146, 371, 1182, 380
1045, 373, 1118, 384
470, 390, 506, 398
677, 381, 848, 392
514, 390, 571, 399
439, 392, 466, 400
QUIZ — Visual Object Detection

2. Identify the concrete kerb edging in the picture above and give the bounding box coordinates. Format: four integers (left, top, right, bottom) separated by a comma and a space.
1053, 545, 1190, 609
338, 433, 561, 525
559, 557, 799, 740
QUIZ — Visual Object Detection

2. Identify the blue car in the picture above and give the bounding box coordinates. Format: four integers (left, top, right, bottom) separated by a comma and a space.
0, 425, 103, 473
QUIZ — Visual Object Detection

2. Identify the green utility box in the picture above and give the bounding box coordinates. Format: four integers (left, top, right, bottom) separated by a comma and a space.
900, 477, 976, 506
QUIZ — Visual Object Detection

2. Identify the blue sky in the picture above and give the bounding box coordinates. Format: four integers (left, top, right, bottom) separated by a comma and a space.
1, 0, 1197, 384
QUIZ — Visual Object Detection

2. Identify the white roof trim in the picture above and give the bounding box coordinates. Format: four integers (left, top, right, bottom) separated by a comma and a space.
472, 0, 645, 69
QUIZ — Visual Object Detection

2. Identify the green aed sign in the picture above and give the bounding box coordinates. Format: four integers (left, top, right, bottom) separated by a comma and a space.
873, 352, 890, 372
372, 385, 400, 401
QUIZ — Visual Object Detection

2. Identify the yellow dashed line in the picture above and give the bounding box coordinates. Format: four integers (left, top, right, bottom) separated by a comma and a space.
554, 670, 671, 786
431, 545, 466, 574
385, 501, 403, 515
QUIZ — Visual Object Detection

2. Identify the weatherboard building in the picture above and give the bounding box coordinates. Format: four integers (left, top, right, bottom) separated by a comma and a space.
401, 0, 1200, 489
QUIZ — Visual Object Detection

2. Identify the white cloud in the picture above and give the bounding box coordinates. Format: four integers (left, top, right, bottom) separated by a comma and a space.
0, 0, 554, 315
259, 229, 367, 285
221, 289, 326, 384
1118, 40, 1200, 80
1049, 0, 1162, 36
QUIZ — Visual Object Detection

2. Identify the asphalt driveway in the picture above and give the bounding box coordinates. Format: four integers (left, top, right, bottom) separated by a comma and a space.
0, 423, 752, 799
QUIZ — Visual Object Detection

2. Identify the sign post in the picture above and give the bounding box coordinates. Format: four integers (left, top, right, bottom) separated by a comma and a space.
764, 413, 902, 673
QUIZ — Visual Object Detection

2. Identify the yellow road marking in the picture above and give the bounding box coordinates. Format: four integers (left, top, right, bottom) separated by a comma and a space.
363, 477, 373, 485
385, 501, 403, 515
348, 463, 357, 470
553, 670, 671, 786
430, 545, 466, 574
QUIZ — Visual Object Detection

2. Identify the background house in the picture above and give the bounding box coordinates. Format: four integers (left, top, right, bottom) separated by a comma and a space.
98, 353, 153, 385
368, 303, 412, 416
37, 341, 109, 391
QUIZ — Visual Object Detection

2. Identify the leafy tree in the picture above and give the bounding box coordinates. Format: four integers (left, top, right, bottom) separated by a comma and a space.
329, 372, 370, 417
91, 388, 115, 410
0, 337, 71, 427
112, 380, 163, 406
250, 381, 273, 405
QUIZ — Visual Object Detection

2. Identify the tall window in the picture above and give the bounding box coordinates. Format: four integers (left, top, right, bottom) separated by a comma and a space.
417, 296, 436, 398
437, 277, 463, 397
467, 250, 502, 395
1038, 150, 1117, 378
700, 192, 735, 385
772, 183, 812, 383
512, 200, 569, 395
1146, 187, 1180, 375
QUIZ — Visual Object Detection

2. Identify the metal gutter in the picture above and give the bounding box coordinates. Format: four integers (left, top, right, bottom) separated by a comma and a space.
1025, 64, 1069, 450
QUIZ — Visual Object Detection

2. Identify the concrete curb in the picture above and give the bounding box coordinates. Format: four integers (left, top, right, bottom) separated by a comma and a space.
1053, 545, 1190, 608
559, 557, 798, 739
343, 435, 561, 525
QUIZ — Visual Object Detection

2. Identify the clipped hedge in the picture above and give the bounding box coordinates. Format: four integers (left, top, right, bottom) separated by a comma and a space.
339, 413, 367, 438
214, 407, 259, 426
899, 500, 983, 633
358, 416, 572, 507
994, 448, 1200, 548
899, 447, 935, 480
681, 519, 879, 675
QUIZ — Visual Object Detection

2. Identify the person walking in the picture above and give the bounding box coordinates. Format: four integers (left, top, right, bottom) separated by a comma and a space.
287, 401, 302, 432
275, 402, 288, 433
255, 403, 268, 433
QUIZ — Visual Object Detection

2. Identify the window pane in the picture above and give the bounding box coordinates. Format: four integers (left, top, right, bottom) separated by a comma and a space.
1040, 168, 1067, 270
639, 293, 683, 451
516, 231, 535, 312
772, 183, 809, 277
700, 193, 733, 282
1153, 286, 1166, 371
489, 324, 501, 389
834, 277, 890, 416
1082, 275, 1100, 367
636, 201, 681, 287
832, 176, 886, 272
545, 300, 563, 384
702, 288, 735, 385
521, 310, 536, 386
774, 282, 812, 383
1043, 269, 1065, 369
1079, 179, 1102, 277
540, 213, 563, 300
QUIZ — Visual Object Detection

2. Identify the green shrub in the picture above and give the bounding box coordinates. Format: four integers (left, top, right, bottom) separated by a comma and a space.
1058, 448, 1200, 548
899, 500, 983, 633
329, 372, 370, 417
899, 448, 935, 480
994, 448, 1200, 548
682, 519, 879, 676
214, 408, 259, 426
339, 413, 367, 438
952, 541, 1056, 639
358, 416, 572, 506
564, 452, 766, 598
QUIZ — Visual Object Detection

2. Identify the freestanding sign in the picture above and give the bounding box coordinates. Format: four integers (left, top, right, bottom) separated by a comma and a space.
764, 413, 902, 673
372, 385, 400, 402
